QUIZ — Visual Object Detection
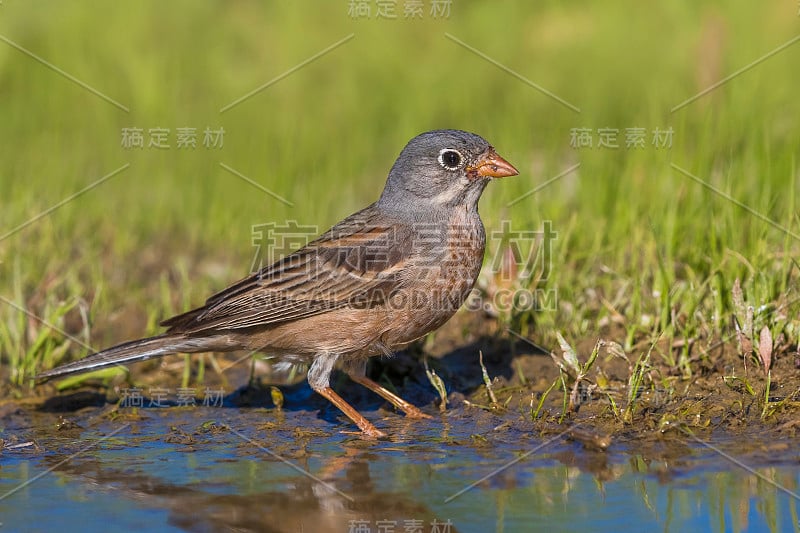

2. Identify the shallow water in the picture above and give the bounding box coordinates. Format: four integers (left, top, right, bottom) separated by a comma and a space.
2, 398, 799, 533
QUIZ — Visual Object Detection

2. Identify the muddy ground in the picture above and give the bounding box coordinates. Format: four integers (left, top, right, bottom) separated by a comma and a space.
2, 310, 800, 531
4, 308, 800, 450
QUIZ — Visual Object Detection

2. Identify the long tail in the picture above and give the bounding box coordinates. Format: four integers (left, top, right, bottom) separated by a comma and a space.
36, 334, 220, 381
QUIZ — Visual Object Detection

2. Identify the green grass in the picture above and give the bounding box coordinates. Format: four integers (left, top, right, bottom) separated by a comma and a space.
1, 2, 799, 389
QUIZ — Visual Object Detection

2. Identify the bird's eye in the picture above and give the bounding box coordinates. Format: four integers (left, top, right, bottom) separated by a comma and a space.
438, 149, 463, 171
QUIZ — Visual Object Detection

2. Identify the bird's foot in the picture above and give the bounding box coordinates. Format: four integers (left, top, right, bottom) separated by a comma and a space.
401, 405, 433, 419
358, 425, 388, 439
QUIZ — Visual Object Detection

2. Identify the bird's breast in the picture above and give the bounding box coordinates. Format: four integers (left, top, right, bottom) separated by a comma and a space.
376, 213, 485, 347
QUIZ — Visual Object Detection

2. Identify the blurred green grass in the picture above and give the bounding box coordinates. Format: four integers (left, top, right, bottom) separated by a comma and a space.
1, 1, 798, 385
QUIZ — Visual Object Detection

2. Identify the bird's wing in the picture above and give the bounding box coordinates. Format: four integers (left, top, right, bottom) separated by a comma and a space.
160, 207, 416, 334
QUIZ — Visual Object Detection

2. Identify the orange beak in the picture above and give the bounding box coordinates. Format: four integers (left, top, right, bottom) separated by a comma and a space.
467, 148, 519, 179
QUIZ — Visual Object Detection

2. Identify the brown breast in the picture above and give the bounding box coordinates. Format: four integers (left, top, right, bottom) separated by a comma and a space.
377, 210, 486, 348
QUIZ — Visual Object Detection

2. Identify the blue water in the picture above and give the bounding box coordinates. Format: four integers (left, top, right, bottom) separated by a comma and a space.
1, 407, 799, 532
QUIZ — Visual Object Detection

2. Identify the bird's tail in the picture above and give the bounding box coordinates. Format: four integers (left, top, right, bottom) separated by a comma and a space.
36, 334, 218, 381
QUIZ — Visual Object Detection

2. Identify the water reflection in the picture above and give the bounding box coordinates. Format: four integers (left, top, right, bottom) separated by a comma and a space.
1, 406, 799, 532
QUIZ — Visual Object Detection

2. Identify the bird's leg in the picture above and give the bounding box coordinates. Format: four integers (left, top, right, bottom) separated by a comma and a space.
315, 386, 386, 438
308, 353, 386, 438
345, 360, 432, 420
350, 376, 433, 420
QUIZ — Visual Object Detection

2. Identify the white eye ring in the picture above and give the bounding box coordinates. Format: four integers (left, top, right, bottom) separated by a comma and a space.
437, 148, 464, 171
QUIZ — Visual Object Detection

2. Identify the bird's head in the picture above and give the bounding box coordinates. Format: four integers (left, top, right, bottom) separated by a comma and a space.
378, 129, 518, 213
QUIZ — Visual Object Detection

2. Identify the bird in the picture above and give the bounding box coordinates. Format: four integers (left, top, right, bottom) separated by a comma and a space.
37, 129, 519, 437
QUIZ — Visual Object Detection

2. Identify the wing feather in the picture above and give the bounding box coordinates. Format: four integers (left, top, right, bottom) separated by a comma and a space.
161, 206, 413, 334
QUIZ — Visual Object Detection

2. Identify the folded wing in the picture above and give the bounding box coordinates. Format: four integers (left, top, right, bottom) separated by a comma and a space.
160, 207, 414, 334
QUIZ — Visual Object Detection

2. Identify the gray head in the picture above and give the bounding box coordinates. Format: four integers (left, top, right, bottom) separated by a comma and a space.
377, 129, 518, 213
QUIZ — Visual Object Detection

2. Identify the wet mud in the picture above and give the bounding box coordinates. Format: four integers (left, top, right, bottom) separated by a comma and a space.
2, 314, 800, 531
